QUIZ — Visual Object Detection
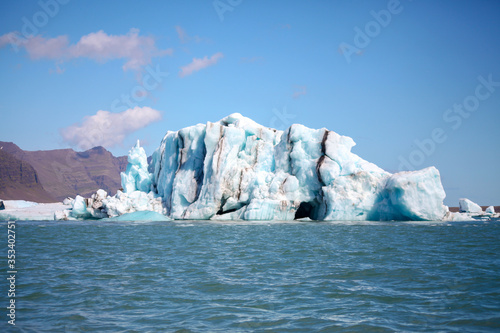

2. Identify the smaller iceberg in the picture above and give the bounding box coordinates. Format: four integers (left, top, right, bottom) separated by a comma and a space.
63, 141, 167, 220
70, 195, 91, 219
444, 199, 499, 221
459, 198, 482, 214
384, 167, 448, 221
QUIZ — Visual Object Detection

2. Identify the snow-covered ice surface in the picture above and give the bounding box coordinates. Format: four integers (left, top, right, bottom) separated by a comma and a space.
2, 200, 39, 209
0, 201, 71, 221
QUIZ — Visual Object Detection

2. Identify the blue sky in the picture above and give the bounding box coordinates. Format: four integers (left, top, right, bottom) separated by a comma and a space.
0, 0, 499, 206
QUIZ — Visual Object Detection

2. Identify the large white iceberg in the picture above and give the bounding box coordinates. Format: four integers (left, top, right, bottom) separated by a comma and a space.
55, 113, 454, 222
141, 113, 449, 221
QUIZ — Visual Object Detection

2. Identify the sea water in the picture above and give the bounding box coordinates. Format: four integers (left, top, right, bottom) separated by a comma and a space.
1, 220, 500, 332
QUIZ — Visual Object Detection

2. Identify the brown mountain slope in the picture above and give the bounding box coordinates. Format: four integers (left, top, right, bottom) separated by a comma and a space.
0, 149, 57, 202
0, 142, 127, 202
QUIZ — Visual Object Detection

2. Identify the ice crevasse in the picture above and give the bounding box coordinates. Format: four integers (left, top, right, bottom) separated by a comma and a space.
117, 113, 449, 221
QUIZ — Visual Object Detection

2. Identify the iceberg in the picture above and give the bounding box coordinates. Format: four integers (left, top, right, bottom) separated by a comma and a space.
485, 206, 495, 214
459, 198, 482, 214
384, 168, 448, 221
142, 113, 449, 221
51, 113, 457, 222
70, 195, 91, 219
66, 142, 165, 219
446, 200, 499, 221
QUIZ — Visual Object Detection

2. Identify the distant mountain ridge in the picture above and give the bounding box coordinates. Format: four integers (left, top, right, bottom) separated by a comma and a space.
0, 149, 57, 203
0, 142, 127, 202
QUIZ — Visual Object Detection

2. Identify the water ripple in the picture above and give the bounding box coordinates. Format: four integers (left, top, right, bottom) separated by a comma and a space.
3, 220, 499, 332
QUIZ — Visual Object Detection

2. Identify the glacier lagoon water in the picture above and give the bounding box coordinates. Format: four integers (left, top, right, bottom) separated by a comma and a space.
2, 220, 500, 332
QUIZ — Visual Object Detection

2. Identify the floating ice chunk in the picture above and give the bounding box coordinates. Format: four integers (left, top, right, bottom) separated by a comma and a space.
459, 198, 482, 213
84, 189, 108, 218
485, 206, 495, 214
385, 167, 448, 221
70, 195, 91, 218
102, 190, 165, 217
63, 197, 74, 205
444, 211, 477, 221
54, 209, 72, 220
95, 189, 107, 200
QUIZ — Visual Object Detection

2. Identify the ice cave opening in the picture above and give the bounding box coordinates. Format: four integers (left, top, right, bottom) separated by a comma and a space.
294, 201, 319, 220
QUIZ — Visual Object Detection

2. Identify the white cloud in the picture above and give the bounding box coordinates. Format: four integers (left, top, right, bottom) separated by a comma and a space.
179, 52, 223, 77
61, 106, 162, 150
0, 32, 19, 48
24, 35, 69, 59
0, 29, 172, 72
